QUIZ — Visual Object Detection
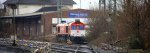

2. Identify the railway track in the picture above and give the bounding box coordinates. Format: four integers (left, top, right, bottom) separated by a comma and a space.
0, 38, 118, 53
50, 43, 96, 53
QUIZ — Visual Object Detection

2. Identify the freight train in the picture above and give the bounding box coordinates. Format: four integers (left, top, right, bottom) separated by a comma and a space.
56, 19, 87, 44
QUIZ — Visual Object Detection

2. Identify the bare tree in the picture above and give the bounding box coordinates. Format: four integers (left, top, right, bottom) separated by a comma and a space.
87, 0, 119, 47
87, 0, 150, 51
116, 0, 150, 51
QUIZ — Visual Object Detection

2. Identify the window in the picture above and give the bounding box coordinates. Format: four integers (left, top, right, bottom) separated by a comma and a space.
66, 26, 68, 33
58, 27, 60, 33
71, 26, 76, 30
78, 25, 84, 30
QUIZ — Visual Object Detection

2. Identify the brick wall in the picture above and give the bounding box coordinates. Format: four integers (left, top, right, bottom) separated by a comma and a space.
42, 9, 91, 35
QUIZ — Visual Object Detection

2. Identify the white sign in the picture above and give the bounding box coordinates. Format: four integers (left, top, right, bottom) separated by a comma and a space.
52, 18, 88, 24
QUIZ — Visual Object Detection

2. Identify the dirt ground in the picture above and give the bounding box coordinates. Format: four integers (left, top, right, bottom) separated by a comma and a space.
43, 34, 56, 42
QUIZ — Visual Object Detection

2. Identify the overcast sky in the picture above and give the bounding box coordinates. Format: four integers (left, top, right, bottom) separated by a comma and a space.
0, 0, 99, 9
0, 0, 6, 3
73, 0, 99, 9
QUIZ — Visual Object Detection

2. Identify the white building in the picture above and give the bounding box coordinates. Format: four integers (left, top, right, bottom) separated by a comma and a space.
3, 0, 76, 15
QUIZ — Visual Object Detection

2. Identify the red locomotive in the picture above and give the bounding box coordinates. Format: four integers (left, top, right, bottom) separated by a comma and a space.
56, 19, 87, 44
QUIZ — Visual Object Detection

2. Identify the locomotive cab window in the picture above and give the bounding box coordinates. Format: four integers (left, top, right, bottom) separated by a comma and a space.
71, 26, 76, 30
78, 25, 84, 30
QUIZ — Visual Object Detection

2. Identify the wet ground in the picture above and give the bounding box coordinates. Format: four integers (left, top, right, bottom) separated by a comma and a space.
0, 50, 14, 53
51, 43, 117, 53
0, 38, 50, 53
0, 47, 15, 53
0, 38, 124, 53
0, 46, 30, 53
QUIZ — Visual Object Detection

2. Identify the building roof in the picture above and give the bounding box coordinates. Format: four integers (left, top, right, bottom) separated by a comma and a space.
0, 11, 57, 19
3, 0, 76, 5
36, 6, 57, 12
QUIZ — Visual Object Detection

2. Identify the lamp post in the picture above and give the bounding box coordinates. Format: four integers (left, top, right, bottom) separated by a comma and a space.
8, 4, 17, 46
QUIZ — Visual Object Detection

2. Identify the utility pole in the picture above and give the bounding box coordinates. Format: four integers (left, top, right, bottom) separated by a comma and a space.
102, 0, 106, 13
57, 0, 60, 24
9, 4, 17, 46
12, 5, 16, 46
108, 0, 112, 12
60, 0, 62, 22
42, 0, 46, 41
99, 0, 101, 10
114, 0, 117, 16
101, 0, 106, 17
57, 0, 63, 23
108, 0, 113, 44
112, 0, 117, 43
